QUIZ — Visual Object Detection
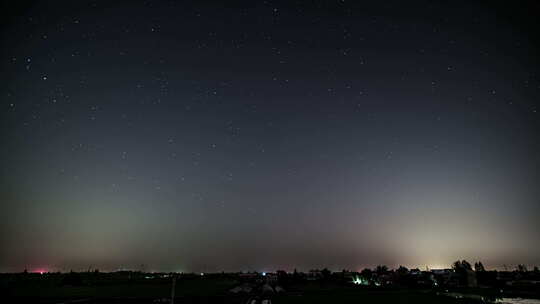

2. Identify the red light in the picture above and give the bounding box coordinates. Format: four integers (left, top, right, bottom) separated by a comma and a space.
33, 268, 47, 274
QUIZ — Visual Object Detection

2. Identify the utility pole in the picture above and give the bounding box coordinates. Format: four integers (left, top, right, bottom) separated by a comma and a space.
171, 275, 176, 304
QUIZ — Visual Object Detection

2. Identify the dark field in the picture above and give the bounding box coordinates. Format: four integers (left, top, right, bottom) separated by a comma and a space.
2, 273, 489, 304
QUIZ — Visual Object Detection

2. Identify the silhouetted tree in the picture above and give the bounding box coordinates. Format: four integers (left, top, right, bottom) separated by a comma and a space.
474, 261, 486, 272
394, 266, 411, 286
375, 265, 388, 275
361, 268, 372, 276
396, 265, 409, 275
276, 270, 289, 285
453, 260, 474, 286
517, 264, 528, 272
453, 260, 472, 271
360, 268, 373, 283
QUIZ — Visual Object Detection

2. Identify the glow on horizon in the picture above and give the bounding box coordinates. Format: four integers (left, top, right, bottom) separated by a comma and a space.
33, 268, 48, 274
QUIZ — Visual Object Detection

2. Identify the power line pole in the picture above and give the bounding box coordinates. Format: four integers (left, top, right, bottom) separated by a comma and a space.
171, 275, 176, 304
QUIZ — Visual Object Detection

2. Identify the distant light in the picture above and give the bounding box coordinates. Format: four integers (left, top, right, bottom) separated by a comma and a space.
262, 272, 266, 276
352, 276, 368, 285
40, 271, 44, 275
200, 272, 204, 276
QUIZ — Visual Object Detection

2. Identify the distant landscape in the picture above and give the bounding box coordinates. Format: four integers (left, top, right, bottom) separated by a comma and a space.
3, 261, 540, 304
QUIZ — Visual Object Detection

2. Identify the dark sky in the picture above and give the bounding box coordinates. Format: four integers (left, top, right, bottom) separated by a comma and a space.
1, 0, 539, 273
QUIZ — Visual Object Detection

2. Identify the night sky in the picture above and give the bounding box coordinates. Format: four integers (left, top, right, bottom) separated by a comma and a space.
1, 1, 539, 273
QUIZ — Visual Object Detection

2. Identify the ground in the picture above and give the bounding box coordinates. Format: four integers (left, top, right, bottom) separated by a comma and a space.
3, 275, 486, 304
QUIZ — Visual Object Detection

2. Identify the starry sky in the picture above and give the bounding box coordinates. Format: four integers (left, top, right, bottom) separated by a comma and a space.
1, 0, 539, 273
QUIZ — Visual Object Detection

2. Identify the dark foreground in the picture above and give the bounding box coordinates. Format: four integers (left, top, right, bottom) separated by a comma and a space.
4, 273, 535, 304
2, 286, 485, 304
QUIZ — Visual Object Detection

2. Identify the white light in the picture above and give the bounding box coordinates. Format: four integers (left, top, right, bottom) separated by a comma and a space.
262, 272, 266, 276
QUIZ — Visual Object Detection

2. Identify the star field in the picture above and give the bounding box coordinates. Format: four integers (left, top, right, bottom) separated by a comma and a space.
1, 0, 539, 273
